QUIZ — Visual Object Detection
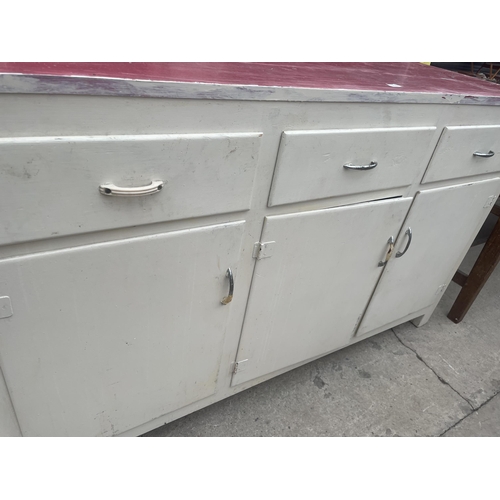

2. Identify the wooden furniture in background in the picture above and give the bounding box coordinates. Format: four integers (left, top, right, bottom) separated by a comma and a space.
448, 202, 500, 323
477, 63, 500, 81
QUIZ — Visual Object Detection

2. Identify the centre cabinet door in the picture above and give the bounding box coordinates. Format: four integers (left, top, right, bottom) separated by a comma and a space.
231, 197, 412, 387
0, 221, 245, 436
357, 177, 500, 336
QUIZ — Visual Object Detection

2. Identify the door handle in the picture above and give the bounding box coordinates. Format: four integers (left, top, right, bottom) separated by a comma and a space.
221, 268, 234, 305
396, 227, 412, 258
343, 161, 378, 171
99, 180, 164, 196
473, 151, 495, 158
378, 236, 395, 267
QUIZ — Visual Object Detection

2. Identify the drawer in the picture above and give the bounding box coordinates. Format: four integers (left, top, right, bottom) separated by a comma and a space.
422, 125, 500, 183
0, 132, 262, 244
268, 126, 436, 206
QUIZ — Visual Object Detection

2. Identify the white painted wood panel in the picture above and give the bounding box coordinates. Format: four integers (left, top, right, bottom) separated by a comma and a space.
268, 127, 436, 206
422, 125, 500, 183
0, 221, 245, 436
231, 197, 412, 386
0, 133, 261, 245
357, 178, 500, 336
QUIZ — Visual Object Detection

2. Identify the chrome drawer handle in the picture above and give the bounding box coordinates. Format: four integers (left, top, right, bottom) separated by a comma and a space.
343, 161, 378, 170
221, 268, 234, 305
378, 236, 395, 267
99, 180, 164, 196
396, 227, 412, 258
473, 151, 495, 158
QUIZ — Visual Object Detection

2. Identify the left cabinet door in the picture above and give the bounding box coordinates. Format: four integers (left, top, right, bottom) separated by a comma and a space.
0, 221, 245, 436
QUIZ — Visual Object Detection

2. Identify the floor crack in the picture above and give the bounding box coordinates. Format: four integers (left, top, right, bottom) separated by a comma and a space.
391, 329, 475, 410
438, 390, 500, 436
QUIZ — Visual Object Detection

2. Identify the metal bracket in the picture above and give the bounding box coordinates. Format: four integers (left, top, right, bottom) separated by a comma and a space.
252, 241, 276, 260
233, 359, 248, 374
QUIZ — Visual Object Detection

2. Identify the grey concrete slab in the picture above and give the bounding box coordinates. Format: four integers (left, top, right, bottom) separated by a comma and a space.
393, 245, 500, 410
143, 330, 470, 437
444, 393, 500, 437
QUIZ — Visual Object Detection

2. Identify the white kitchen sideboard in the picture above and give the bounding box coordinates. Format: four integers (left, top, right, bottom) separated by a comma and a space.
1, 63, 500, 436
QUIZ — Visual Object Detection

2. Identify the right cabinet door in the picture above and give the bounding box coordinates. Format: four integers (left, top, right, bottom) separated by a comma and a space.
357, 177, 500, 336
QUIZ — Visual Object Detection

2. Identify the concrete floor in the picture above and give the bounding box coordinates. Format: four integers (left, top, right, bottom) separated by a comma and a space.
143, 244, 500, 437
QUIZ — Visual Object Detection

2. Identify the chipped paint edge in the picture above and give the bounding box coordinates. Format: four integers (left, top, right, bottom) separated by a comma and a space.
2, 73, 500, 105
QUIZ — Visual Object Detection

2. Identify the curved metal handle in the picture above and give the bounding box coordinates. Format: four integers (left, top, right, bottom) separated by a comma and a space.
396, 227, 412, 258
378, 236, 395, 267
473, 151, 495, 158
99, 180, 164, 196
221, 268, 234, 305
343, 161, 378, 171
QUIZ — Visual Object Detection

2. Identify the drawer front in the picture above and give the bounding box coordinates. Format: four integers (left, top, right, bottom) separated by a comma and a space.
268, 126, 436, 206
422, 125, 500, 183
0, 132, 262, 245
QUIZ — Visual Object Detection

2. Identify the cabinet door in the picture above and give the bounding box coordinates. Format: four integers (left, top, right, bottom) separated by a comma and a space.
231, 197, 412, 386
0, 221, 245, 436
357, 178, 500, 336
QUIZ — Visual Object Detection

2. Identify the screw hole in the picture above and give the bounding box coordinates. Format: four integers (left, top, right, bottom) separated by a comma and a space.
157, 185, 162, 190
104, 188, 112, 194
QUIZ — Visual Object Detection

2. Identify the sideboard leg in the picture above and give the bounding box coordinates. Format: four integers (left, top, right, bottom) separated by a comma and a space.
411, 309, 434, 328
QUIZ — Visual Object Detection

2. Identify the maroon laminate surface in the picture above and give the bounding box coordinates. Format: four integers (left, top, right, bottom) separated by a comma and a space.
1, 62, 500, 96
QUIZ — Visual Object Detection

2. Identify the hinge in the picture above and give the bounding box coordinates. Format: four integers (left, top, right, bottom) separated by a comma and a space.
232, 359, 248, 374
484, 195, 497, 208
252, 241, 276, 260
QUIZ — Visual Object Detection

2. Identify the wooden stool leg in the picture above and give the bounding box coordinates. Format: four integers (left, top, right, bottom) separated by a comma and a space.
448, 215, 500, 323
